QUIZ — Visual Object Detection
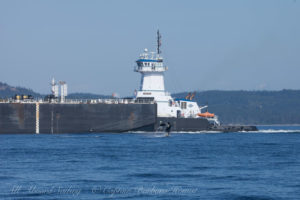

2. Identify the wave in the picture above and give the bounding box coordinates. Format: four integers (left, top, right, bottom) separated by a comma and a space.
242, 129, 300, 133
178, 131, 223, 134
131, 130, 300, 134
130, 131, 222, 134
173, 130, 300, 134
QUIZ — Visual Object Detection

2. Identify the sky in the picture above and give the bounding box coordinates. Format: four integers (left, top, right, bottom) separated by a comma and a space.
0, 0, 299, 96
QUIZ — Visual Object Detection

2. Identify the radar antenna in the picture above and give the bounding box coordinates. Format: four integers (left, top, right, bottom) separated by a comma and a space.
157, 30, 162, 55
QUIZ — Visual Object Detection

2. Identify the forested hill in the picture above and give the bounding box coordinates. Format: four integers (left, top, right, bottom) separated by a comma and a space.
0, 82, 110, 99
173, 90, 300, 125
0, 82, 42, 98
1, 81, 300, 125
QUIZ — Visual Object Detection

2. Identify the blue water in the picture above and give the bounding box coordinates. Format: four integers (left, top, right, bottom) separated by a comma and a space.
1, 126, 300, 200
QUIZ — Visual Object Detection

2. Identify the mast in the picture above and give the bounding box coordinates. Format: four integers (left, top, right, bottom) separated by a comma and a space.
157, 30, 162, 55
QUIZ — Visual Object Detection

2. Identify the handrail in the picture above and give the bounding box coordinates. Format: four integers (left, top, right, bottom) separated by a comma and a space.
0, 98, 155, 104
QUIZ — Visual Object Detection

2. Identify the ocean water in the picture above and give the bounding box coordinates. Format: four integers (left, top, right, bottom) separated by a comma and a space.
1, 126, 300, 200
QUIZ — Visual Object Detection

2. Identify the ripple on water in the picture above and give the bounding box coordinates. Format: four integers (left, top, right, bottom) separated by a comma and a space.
1, 127, 300, 199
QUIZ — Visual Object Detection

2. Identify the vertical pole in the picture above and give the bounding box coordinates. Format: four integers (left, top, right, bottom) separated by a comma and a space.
60, 84, 63, 102
157, 30, 161, 55
60, 83, 65, 103
51, 110, 54, 134
36, 102, 40, 134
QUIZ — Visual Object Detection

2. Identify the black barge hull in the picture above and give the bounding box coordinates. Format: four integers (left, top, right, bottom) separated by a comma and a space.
0, 103, 156, 133
0, 103, 257, 133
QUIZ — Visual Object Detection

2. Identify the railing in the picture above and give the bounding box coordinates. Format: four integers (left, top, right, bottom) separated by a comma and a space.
63, 98, 140, 104
134, 66, 167, 72
0, 98, 155, 104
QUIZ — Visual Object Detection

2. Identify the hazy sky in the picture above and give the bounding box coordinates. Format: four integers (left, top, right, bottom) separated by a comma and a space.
0, 0, 299, 96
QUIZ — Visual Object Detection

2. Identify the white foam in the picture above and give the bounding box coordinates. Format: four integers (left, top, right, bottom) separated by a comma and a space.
131, 129, 300, 134
153, 134, 169, 138
129, 131, 148, 133
176, 131, 223, 134
130, 131, 222, 134
242, 129, 300, 133
131, 130, 300, 134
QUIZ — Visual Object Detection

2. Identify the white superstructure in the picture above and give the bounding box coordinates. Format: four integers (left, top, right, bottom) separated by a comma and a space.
59, 81, 68, 103
51, 78, 59, 98
134, 30, 220, 125
51, 78, 68, 103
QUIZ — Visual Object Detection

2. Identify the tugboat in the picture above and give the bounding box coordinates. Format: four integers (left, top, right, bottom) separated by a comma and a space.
134, 30, 257, 132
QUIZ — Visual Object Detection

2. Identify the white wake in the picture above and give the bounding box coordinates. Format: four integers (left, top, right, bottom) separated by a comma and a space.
245, 129, 300, 133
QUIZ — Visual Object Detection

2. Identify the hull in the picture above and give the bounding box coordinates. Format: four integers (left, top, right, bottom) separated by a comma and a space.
135, 117, 258, 132
0, 102, 257, 133
0, 103, 156, 134
156, 117, 212, 132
